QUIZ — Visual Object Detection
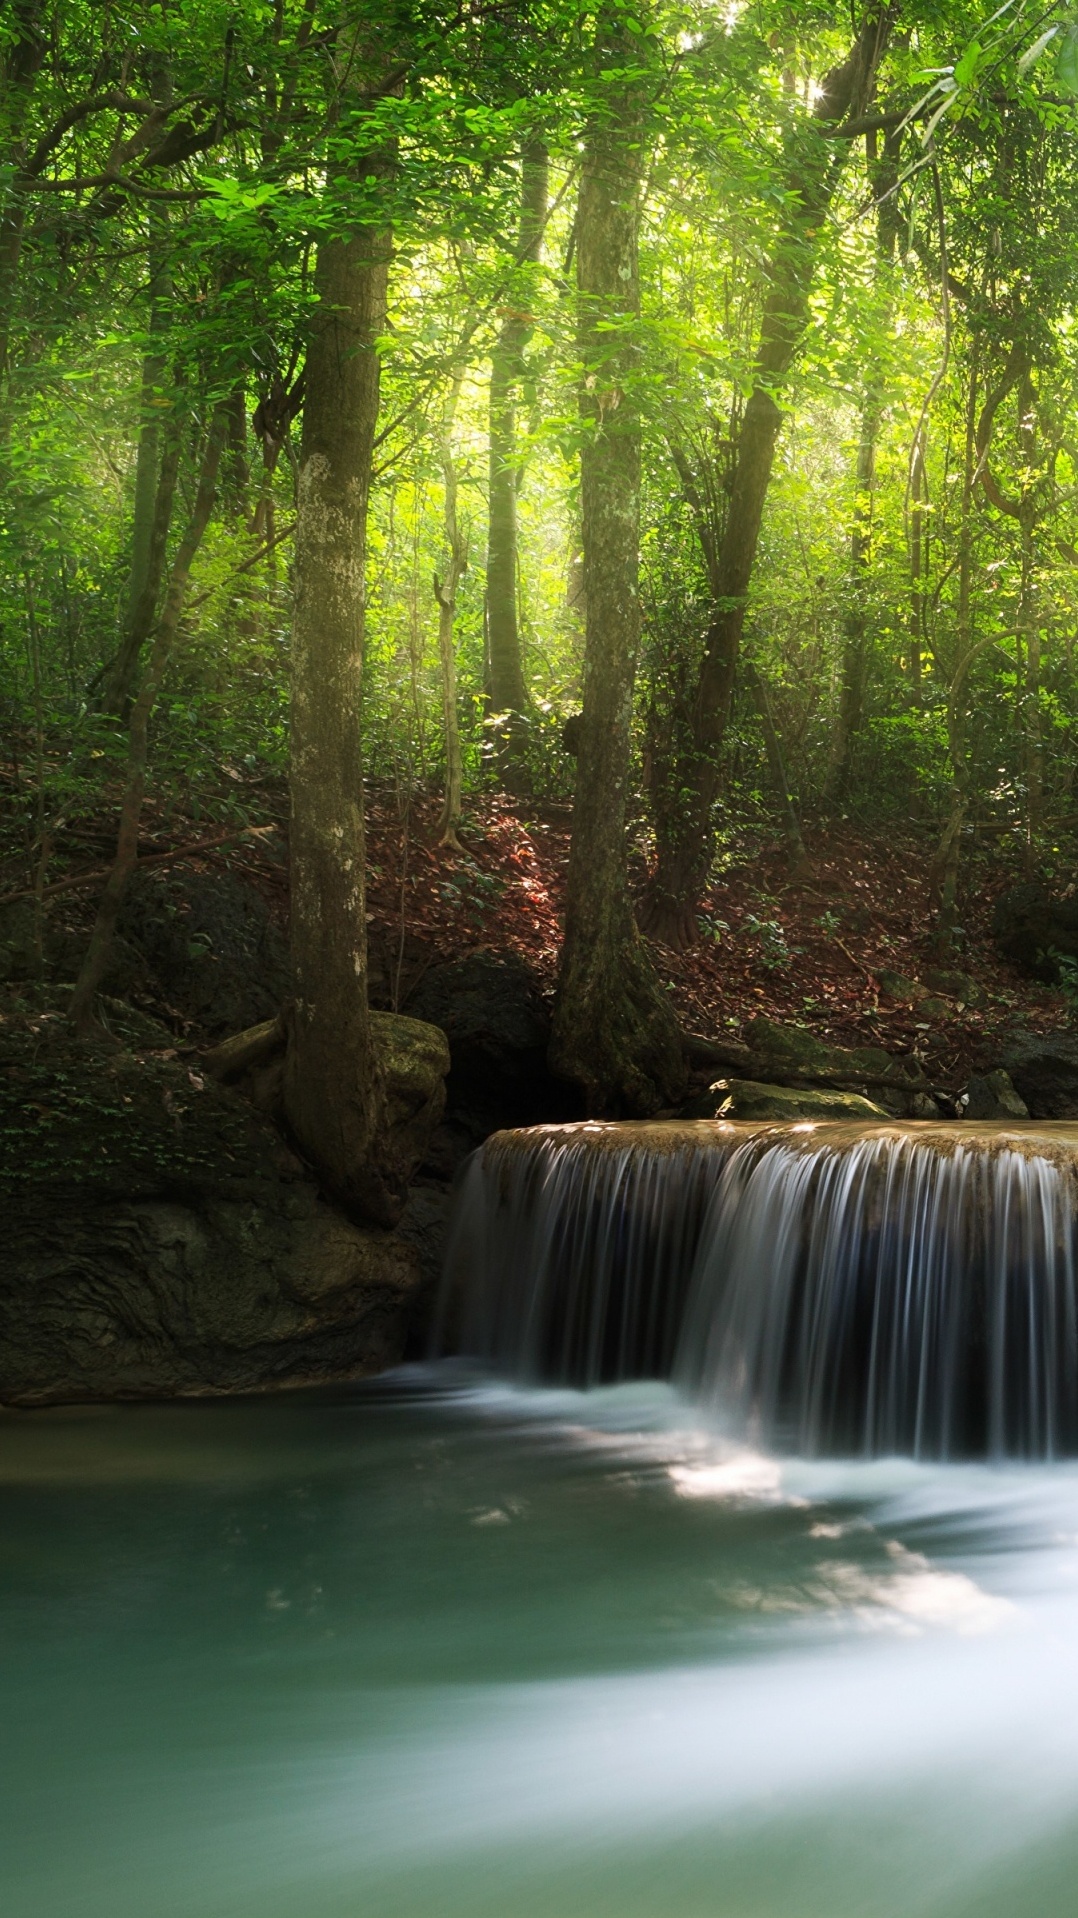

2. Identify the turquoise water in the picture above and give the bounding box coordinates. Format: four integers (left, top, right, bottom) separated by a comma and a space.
5, 1368, 1078, 1916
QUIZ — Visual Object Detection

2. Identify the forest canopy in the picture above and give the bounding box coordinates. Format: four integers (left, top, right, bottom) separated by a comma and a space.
4, 0, 1078, 1175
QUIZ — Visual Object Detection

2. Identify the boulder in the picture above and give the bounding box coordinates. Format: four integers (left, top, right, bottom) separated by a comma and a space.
204, 1008, 450, 1197
877, 969, 928, 1005
116, 869, 291, 1035
922, 966, 986, 1008
370, 1010, 450, 1184
918, 996, 952, 1021
743, 1016, 902, 1082
999, 1031, 1078, 1119
0, 996, 424, 1405
407, 951, 579, 1164
992, 882, 1078, 981
682, 1077, 890, 1122
741, 1016, 924, 1115
960, 1070, 1029, 1121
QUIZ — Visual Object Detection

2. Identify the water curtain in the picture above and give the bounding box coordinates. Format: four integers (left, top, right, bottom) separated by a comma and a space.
442, 1120, 1078, 1458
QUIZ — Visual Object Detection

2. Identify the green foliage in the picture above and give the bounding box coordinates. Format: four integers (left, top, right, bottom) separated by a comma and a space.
4, 0, 1078, 915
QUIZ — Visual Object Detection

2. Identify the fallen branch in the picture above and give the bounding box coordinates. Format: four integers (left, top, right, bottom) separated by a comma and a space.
0, 825, 278, 908
833, 937, 878, 984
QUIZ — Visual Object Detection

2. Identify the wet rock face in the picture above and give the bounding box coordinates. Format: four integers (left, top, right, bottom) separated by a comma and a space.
1000, 1032, 1078, 1120
961, 1070, 1029, 1122
116, 870, 291, 1036
0, 1000, 422, 1406
407, 952, 580, 1169
993, 882, 1078, 981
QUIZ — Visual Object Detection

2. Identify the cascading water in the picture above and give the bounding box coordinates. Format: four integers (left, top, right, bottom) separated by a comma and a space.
441, 1118, 1078, 1459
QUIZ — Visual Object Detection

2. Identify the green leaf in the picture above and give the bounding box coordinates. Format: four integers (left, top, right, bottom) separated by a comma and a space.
1056, 24, 1078, 91
953, 39, 982, 87
1018, 24, 1059, 76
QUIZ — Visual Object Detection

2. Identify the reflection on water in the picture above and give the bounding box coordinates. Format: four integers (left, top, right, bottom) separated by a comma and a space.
5, 1368, 1078, 1915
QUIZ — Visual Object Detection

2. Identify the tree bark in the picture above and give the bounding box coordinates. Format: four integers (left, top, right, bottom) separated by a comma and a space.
930, 362, 979, 956
435, 376, 467, 847
549, 22, 685, 1117
102, 228, 175, 716
744, 662, 807, 875
70, 404, 228, 1032
484, 137, 547, 786
0, 0, 46, 393
640, 7, 896, 947
282, 38, 400, 1224
829, 131, 901, 798
908, 427, 925, 702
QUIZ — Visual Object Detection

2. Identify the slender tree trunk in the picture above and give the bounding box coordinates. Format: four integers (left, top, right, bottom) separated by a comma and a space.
485, 138, 547, 786
1015, 373, 1042, 851
435, 377, 467, 847
829, 131, 900, 798
102, 409, 181, 716
930, 368, 978, 956
0, 1, 46, 396
549, 23, 685, 1117
102, 232, 175, 716
744, 663, 807, 875
70, 405, 228, 1032
640, 7, 895, 947
909, 428, 925, 702
282, 42, 400, 1224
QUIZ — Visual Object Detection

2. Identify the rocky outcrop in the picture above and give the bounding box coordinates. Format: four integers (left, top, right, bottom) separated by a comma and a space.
204, 1006, 451, 1206
370, 1010, 451, 1194
960, 1069, 1029, 1121
116, 868, 292, 1035
993, 882, 1078, 981
682, 1078, 890, 1122
739, 1016, 933, 1115
1000, 1031, 1078, 1119
407, 951, 579, 1170
0, 995, 425, 1406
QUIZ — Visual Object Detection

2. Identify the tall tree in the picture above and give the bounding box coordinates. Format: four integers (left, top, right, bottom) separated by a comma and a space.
640, 6, 897, 948
549, 9, 685, 1116
484, 134, 548, 784
282, 21, 401, 1224
829, 126, 901, 797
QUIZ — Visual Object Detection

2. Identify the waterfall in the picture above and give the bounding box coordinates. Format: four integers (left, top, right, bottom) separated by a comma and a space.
441, 1119, 1078, 1459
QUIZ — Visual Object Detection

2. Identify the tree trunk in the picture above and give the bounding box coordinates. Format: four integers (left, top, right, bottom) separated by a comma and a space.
70, 405, 228, 1032
435, 377, 467, 847
930, 366, 978, 957
829, 131, 901, 798
549, 24, 685, 1117
282, 49, 400, 1224
0, 1, 46, 394
908, 427, 925, 702
102, 231, 175, 716
484, 137, 547, 786
640, 7, 895, 947
744, 663, 807, 876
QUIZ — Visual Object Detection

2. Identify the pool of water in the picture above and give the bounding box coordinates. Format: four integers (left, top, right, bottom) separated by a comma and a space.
6, 1367, 1078, 1916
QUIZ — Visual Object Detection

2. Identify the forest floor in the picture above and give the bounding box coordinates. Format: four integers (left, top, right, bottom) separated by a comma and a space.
361, 791, 1071, 1094
2, 772, 1071, 1094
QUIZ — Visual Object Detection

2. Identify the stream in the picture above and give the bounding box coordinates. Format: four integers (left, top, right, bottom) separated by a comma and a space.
6, 1367, 1078, 1916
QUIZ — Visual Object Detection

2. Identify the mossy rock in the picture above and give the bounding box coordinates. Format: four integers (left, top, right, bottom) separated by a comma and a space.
744, 1016, 917, 1084
684, 1078, 890, 1122
877, 969, 928, 1005
922, 967, 986, 1008
917, 996, 952, 1021
0, 992, 424, 1405
370, 1010, 450, 1180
